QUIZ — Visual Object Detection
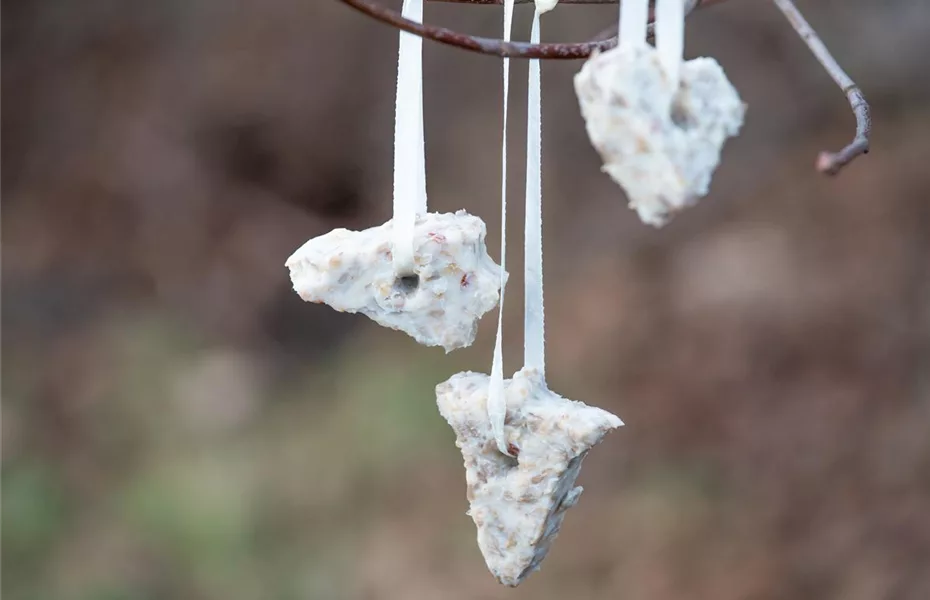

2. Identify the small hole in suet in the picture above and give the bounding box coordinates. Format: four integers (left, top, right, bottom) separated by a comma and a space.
670, 96, 695, 129
394, 274, 419, 294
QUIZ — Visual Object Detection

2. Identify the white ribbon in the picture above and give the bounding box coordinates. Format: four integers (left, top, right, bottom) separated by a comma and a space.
489, 0, 554, 456
656, 0, 686, 87
524, 8, 545, 376
619, 0, 649, 47
392, 0, 426, 275
488, 0, 515, 456
535, 0, 559, 13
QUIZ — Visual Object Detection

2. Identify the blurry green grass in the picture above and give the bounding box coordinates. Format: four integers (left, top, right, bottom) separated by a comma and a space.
2, 312, 462, 600
3, 463, 72, 576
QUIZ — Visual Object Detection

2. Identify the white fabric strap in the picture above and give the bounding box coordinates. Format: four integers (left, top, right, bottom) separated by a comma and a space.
524, 8, 545, 376
619, 0, 649, 48
535, 0, 559, 13
392, 0, 426, 275
656, 0, 685, 86
488, 0, 515, 456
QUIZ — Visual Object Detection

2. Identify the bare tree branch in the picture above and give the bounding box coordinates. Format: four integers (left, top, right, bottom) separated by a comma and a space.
772, 0, 870, 175
337, 0, 872, 176
337, 0, 716, 59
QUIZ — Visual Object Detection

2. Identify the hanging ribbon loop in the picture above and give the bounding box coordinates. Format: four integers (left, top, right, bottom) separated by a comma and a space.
656, 0, 686, 86
488, 0, 515, 457
392, 0, 426, 275
619, 0, 649, 47
524, 8, 545, 376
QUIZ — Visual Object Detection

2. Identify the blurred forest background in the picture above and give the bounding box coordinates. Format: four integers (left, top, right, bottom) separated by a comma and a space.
3, 1, 930, 599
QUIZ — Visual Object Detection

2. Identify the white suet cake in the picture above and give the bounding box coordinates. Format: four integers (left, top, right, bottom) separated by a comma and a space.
436, 368, 623, 586
574, 44, 745, 227
286, 211, 505, 352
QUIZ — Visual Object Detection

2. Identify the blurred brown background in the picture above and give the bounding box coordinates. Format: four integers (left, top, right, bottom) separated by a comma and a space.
3, 1, 930, 599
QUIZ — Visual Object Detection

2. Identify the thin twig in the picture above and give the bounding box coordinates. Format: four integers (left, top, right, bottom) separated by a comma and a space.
772, 0, 870, 175
338, 0, 716, 59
